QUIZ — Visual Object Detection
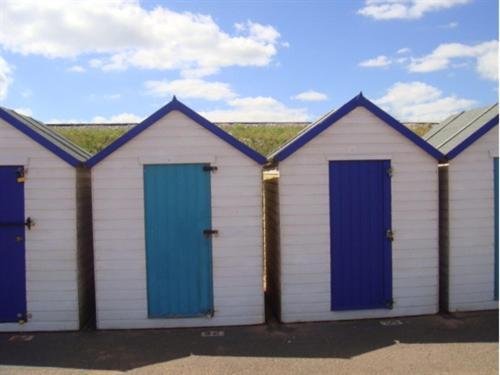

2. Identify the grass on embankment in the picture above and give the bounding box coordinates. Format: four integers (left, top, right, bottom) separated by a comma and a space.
53, 123, 432, 157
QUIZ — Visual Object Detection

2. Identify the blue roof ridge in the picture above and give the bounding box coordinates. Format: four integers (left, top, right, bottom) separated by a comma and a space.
86, 97, 267, 167
270, 93, 444, 162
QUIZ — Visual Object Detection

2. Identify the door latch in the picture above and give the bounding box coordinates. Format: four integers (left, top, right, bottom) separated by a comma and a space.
203, 229, 218, 238
0, 217, 34, 230
386, 229, 394, 241
386, 167, 393, 177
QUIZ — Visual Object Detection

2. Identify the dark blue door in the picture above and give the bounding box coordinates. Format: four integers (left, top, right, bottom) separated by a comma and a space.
0, 166, 27, 322
494, 157, 498, 300
144, 164, 214, 318
329, 160, 392, 311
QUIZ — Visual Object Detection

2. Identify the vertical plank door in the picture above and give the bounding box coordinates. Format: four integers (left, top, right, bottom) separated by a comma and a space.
0, 166, 27, 322
329, 160, 393, 311
144, 164, 214, 318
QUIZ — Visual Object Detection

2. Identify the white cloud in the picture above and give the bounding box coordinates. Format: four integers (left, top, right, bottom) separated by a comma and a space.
20, 89, 32, 98
359, 55, 392, 68
358, 0, 470, 20
291, 90, 328, 102
91, 113, 143, 123
374, 81, 476, 121
409, 40, 498, 81
200, 96, 309, 122
46, 117, 84, 124
397, 47, 411, 54
67, 65, 86, 73
235, 21, 281, 43
145, 79, 236, 101
105, 94, 121, 100
14, 107, 33, 117
0, 1, 281, 77
49, 113, 142, 123
0, 55, 13, 100
440, 21, 458, 29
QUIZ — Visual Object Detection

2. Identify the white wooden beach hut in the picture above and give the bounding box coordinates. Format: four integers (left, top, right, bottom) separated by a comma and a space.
265, 93, 443, 323
86, 97, 267, 329
425, 104, 499, 312
0, 107, 93, 331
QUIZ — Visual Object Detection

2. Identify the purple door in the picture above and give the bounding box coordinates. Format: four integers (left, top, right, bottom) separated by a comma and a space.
0, 166, 27, 322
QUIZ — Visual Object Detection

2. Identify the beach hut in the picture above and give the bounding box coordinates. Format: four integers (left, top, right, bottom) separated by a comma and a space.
0, 107, 93, 331
86, 97, 266, 329
425, 104, 499, 312
264, 93, 443, 323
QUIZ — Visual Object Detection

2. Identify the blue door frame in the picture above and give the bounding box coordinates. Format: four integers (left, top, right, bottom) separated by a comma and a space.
0, 166, 27, 322
329, 160, 393, 311
144, 164, 214, 318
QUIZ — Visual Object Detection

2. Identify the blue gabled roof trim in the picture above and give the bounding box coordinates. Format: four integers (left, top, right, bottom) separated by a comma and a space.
86, 97, 267, 167
445, 115, 499, 160
0, 107, 83, 167
270, 93, 444, 162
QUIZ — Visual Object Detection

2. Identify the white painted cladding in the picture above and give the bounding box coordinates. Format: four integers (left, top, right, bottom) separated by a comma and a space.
0, 119, 81, 332
92, 110, 264, 329
277, 107, 439, 322
446, 125, 498, 311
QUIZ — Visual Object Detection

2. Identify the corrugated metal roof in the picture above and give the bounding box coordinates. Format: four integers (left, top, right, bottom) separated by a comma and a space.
424, 104, 498, 155
1, 107, 91, 162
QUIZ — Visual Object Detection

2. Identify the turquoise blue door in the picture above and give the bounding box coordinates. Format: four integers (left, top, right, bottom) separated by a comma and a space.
144, 164, 214, 318
494, 157, 498, 300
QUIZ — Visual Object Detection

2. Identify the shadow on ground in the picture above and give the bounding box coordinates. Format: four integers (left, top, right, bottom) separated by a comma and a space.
0, 311, 497, 372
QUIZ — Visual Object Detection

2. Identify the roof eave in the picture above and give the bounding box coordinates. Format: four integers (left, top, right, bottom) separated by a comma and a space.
0, 108, 84, 167
270, 93, 444, 163
85, 97, 267, 168
445, 115, 499, 160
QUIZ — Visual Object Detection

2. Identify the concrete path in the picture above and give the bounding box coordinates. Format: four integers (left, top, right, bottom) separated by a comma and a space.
0, 311, 497, 374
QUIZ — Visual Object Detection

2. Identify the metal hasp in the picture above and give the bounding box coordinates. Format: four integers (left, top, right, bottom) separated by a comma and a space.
386, 167, 393, 177
0, 217, 34, 230
386, 229, 394, 241
203, 165, 218, 172
203, 229, 219, 238
385, 299, 394, 309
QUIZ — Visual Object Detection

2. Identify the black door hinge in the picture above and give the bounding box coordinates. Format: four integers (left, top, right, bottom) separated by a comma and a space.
203, 165, 218, 172
203, 229, 219, 238
16, 167, 26, 183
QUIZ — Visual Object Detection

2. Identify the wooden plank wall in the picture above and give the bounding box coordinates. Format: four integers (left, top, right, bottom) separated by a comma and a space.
264, 172, 281, 321
92, 111, 265, 329
447, 126, 498, 311
0, 119, 81, 331
277, 107, 440, 322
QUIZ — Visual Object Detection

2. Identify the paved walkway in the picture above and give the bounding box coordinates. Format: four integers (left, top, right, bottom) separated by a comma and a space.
0, 311, 497, 374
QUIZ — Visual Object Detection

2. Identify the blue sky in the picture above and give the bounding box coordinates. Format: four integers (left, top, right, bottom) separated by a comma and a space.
0, 0, 497, 123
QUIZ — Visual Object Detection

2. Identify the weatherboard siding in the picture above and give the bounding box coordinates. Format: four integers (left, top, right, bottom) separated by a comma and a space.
446, 125, 498, 311
277, 107, 439, 322
0, 118, 81, 332
92, 110, 264, 329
